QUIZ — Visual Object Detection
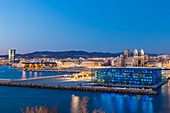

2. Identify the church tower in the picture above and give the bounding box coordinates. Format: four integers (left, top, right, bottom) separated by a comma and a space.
133, 49, 139, 67
124, 48, 130, 58
140, 49, 144, 56
133, 49, 145, 67
119, 54, 125, 67
139, 49, 145, 67
134, 49, 138, 56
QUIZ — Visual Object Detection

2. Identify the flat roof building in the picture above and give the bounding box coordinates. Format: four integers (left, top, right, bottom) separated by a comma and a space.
95, 67, 166, 85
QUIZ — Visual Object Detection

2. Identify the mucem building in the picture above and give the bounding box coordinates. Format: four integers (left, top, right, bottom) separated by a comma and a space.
95, 68, 166, 85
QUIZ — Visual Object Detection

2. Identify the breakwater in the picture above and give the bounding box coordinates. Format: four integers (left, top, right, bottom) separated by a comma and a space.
0, 82, 158, 95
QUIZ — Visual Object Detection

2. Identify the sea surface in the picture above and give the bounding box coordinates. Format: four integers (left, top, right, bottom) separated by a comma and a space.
0, 66, 170, 113
0, 66, 74, 79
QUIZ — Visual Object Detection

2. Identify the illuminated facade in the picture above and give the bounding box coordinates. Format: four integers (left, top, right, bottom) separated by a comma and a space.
80, 60, 103, 68
95, 67, 165, 85
119, 48, 145, 67
16, 62, 57, 70
61, 61, 79, 68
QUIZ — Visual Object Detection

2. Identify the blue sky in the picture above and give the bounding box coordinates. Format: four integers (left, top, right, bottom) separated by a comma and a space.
0, 0, 170, 54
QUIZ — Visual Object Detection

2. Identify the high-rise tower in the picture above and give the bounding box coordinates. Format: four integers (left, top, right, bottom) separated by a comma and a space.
8, 49, 16, 62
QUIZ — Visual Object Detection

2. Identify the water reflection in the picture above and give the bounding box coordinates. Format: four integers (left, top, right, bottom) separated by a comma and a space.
101, 93, 115, 112
168, 82, 170, 95
34, 72, 37, 78
168, 81, 170, 110
71, 95, 80, 113
29, 71, 32, 78
0, 66, 168, 113
126, 95, 138, 113
91, 93, 154, 113
141, 96, 153, 113
39, 72, 42, 76
0, 66, 75, 79
115, 95, 124, 113
22, 71, 26, 80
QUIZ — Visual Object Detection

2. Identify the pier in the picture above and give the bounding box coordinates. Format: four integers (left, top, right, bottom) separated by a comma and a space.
0, 82, 158, 95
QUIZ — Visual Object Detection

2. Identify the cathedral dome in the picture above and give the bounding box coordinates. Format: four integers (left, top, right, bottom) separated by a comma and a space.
124, 48, 130, 57
134, 49, 138, 56
120, 54, 124, 57
140, 49, 144, 56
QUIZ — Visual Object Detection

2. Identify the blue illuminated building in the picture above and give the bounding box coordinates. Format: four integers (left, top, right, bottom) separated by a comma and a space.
95, 68, 166, 85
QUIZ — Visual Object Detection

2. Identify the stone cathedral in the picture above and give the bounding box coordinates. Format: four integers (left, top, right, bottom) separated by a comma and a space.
119, 48, 145, 67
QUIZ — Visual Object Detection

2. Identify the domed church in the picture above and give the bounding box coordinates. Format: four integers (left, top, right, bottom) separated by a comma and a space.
119, 48, 145, 67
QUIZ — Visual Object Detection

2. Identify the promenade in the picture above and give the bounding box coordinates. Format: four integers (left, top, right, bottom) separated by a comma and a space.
18, 67, 93, 73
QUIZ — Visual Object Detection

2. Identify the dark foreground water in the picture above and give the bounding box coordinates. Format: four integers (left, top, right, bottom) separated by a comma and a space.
0, 66, 74, 79
0, 82, 170, 113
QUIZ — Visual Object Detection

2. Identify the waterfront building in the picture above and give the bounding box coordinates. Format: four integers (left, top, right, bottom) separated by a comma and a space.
95, 67, 166, 85
22, 62, 43, 70
15, 62, 58, 70
8, 49, 16, 62
146, 56, 170, 68
80, 60, 103, 68
61, 61, 80, 68
0, 57, 7, 65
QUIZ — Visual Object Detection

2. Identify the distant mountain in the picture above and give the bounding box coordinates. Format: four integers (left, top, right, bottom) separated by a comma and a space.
145, 53, 159, 56
17, 51, 123, 58
0, 50, 160, 59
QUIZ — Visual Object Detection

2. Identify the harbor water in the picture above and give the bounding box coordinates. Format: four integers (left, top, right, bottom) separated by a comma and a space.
0, 66, 169, 113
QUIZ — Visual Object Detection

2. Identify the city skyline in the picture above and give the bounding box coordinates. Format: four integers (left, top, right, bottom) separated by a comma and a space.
0, 0, 170, 54
0, 48, 167, 56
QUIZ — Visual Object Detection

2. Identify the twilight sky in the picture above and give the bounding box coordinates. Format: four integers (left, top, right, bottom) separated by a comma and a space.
0, 0, 170, 54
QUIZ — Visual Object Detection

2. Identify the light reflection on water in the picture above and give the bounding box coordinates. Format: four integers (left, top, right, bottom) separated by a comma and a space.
0, 85, 157, 113
0, 82, 169, 113
34, 72, 37, 78
70, 92, 155, 113
22, 71, 38, 79
0, 66, 75, 79
68, 82, 170, 113
127, 96, 138, 113
0, 66, 170, 113
29, 71, 32, 78
141, 96, 153, 113
22, 71, 26, 79
71, 95, 80, 113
